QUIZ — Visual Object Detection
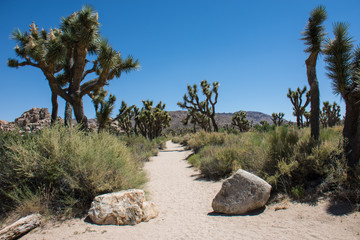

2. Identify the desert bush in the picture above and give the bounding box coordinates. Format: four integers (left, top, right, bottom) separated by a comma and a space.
183, 126, 357, 203
186, 131, 267, 179
172, 133, 193, 146
187, 131, 230, 153
0, 126, 147, 218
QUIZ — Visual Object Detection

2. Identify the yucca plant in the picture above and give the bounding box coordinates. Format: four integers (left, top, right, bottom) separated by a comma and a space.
324, 22, 360, 167
301, 5, 327, 140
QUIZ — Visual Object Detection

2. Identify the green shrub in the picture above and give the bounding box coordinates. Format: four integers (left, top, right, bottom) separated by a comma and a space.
198, 146, 237, 180
119, 135, 166, 162
183, 126, 356, 204
187, 131, 229, 153
0, 126, 146, 218
291, 185, 305, 200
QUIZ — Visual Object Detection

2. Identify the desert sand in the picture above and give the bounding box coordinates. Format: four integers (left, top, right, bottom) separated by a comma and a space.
23, 141, 360, 240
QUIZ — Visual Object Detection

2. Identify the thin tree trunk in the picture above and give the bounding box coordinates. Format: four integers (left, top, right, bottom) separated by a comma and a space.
72, 98, 88, 130
296, 114, 301, 128
210, 115, 218, 132
64, 101, 73, 127
343, 97, 360, 167
51, 93, 58, 125
305, 53, 320, 141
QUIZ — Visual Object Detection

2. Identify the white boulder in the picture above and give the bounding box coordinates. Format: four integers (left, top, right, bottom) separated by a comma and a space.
212, 169, 271, 215
88, 189, 158, 225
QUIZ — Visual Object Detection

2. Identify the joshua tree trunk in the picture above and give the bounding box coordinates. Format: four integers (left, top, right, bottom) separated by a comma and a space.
343, 97, 360, 167
64, 101, 73, 127
72, 98, 88, 129
305, 52, 320, 141
210, 115, 218, 132
51, 93, 58, 125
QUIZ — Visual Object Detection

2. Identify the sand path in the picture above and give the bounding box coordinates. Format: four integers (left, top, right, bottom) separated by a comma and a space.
23, 141, 360, 239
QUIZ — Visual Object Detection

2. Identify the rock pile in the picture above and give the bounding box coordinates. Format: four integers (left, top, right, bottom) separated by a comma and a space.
0, 107, 122, 133
0, 108, 51, 132
15, 108, 51, 132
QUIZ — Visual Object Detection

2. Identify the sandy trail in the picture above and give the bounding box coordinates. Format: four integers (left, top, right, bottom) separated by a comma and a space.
23, 141, 360, 240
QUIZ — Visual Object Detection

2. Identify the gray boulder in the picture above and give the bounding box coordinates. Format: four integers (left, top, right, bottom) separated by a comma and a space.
88, 189, 158, 225
212, 169, 271, 215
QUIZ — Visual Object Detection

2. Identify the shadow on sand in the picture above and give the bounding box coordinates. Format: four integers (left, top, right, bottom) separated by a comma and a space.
326, 201, 354, 216
207, 206, 266, 217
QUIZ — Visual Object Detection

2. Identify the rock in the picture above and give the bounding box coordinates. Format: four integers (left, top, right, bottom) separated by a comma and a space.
142, 201, 159, 222
212, 169, 271, 215
15, 108, 51, 131
88, 189, 158, 225
0, 214, 42, 240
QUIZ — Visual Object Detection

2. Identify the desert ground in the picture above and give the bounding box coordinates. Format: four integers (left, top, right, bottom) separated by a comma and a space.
23, 141, 360, 240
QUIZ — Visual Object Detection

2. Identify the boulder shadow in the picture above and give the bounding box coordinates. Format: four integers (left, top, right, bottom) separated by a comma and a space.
84, 215, 93, 224
207, 206, 266, 217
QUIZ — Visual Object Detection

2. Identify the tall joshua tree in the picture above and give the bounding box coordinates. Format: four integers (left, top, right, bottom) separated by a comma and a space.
324, 23, 360, 167
287, 87, 310, 128
178, 80, 219, 132
7, 6, 139, 128
301, 5, 327, 140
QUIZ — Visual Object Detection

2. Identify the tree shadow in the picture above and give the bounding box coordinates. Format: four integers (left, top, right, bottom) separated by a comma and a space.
207, 206, 266, 217
326, 200, 354, 216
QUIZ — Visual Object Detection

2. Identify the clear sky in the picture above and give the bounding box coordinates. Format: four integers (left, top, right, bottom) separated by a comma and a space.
1, 0, 359, 122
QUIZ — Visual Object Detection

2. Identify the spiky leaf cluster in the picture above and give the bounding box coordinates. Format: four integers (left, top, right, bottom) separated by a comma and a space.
231, 111, 250, 132
301, 5, 327, 53
177, 80, 219, 132
324, 23, 356, 97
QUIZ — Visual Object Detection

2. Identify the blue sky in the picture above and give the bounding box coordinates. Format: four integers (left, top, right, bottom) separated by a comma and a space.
1, 0, 359, 122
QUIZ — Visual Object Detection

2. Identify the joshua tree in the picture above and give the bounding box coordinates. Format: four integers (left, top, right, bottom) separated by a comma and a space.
134, 100, 171, 140
7, 6, 139, 128
89, 88, 116, 132
231, 111, 250, 132
303, 111, 311, 127
271, 112, 285, 127
320, 101, 341, 128
324, 22, 360, 167
287, 87, 310, 128
301, 5, 327, 140
177, 80, 219, 132
116, 101, 135, 137
181, 111, 211, 132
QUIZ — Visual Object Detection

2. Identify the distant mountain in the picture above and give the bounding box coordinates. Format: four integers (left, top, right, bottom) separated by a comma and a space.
168, 110, 273, 129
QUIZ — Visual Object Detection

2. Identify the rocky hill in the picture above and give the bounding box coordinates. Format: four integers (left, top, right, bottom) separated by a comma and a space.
0, 108, 274, 133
